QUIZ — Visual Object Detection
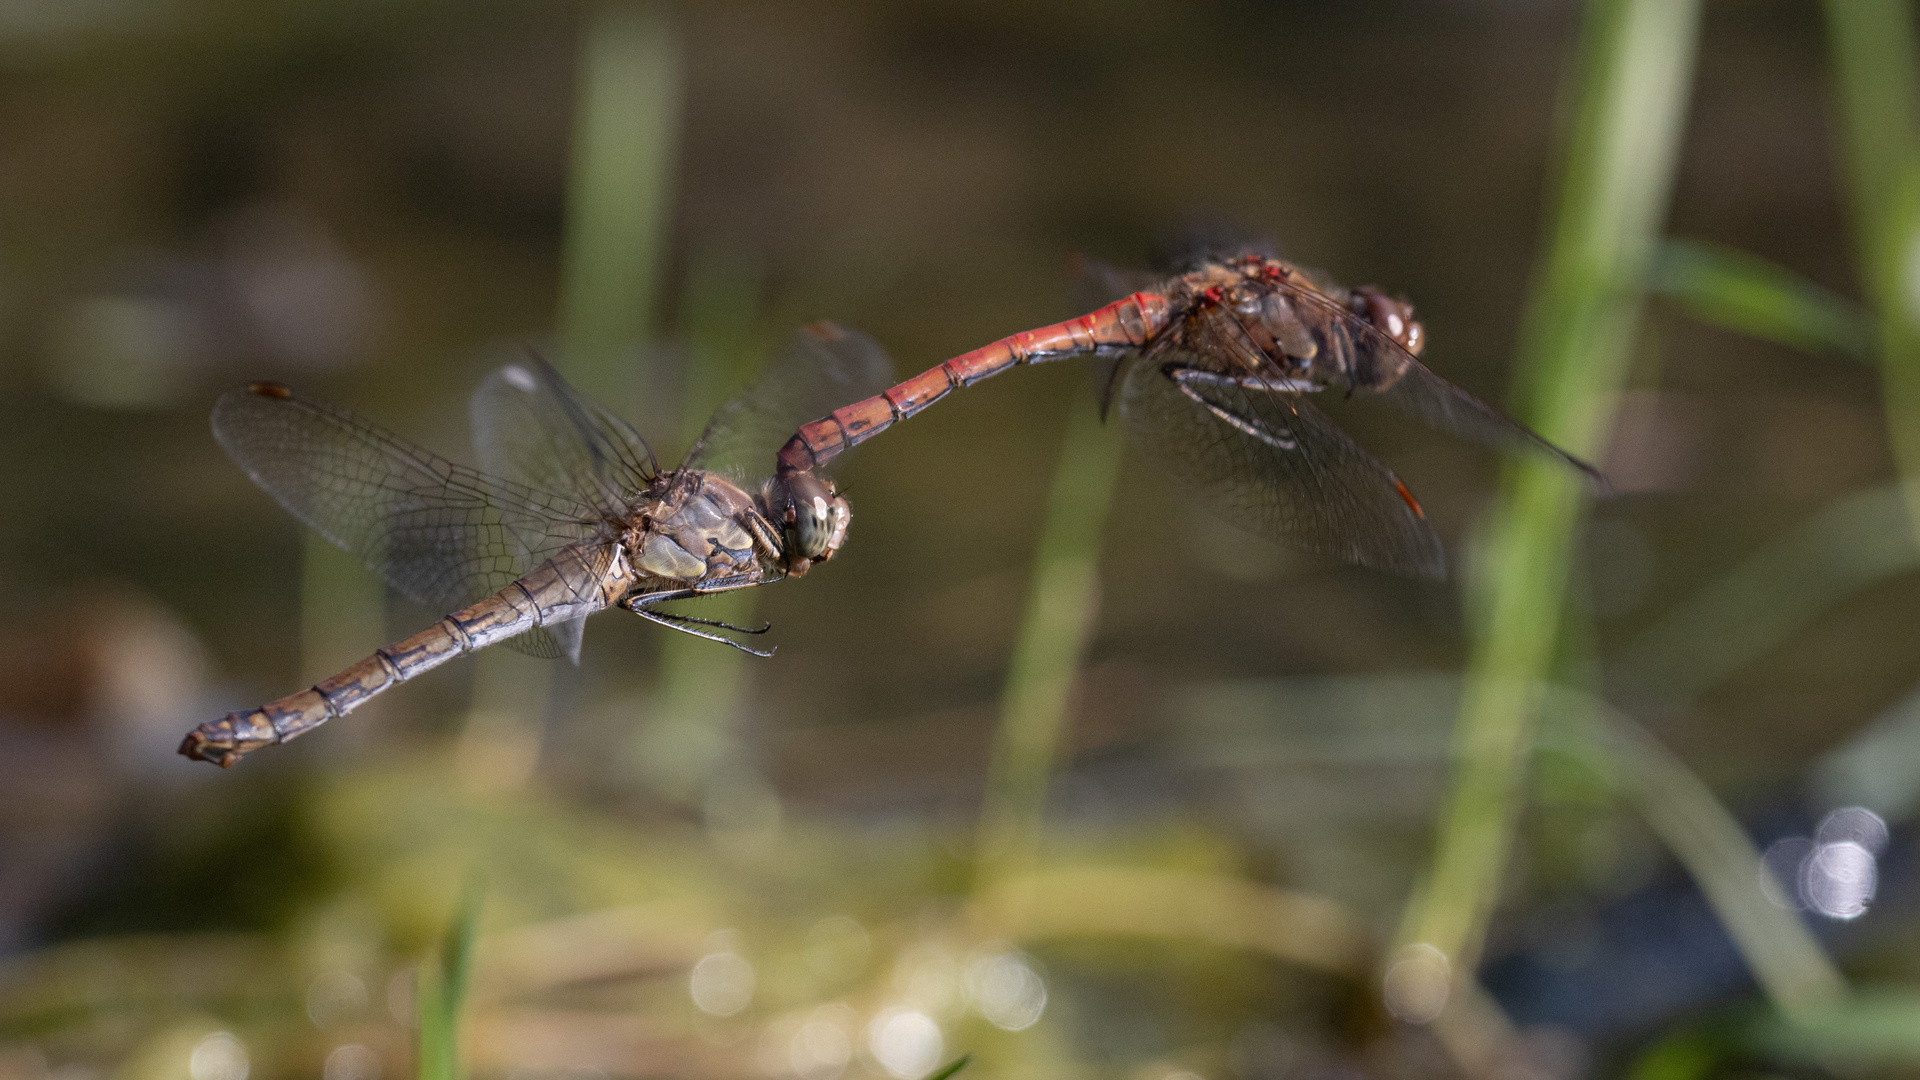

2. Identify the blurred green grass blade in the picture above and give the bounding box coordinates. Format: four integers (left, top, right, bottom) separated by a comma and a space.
416, 881, 483, 1080
467, 2, 681, 788
924, 1054, 972, 1080
1623, 1031, 1723, 1080
1650, 239, 1873, 362
557, 0, 681, 408
1742, 990, 1920, 1066
1611, 480, 1917, 706
1814, 674, 1920, 817
974, 397, 1124, 890
1168, 674, 1846, 1018
1824, 0, 1919, 295
1399, 0, 1702, 986
1826, 1, 1920, 558
628, 255, 767, 802
301, 529, 384, 691
1565, 706, 1846, 1018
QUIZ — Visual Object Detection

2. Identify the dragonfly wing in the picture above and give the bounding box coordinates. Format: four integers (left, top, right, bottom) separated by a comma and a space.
213, 382, 605, 658
546, 614, 586, 664
1367, 358, 1606, 483
1116, 351, 1445, 578
684, 322, 895, 479
1073, 256, 1169, 415
471, 355, 659, 521
1270, 280, 1604, 483
1070, 254, 1161, 310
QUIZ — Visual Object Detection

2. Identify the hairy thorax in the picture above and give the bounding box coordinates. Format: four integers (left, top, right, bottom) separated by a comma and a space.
625, 470, 784, 585
1160, 255, 1424, 395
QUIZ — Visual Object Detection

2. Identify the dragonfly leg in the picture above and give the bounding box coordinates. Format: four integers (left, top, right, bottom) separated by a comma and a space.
624, 589, 776, 657
1165, 366, 1300, 451
1169, 366, 1321, 394
654, 610, 772, 634
693, 571, 775, 594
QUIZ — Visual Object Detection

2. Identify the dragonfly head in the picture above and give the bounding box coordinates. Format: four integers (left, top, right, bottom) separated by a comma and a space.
1352, 286, 1425, 357
769, 471, 850, 576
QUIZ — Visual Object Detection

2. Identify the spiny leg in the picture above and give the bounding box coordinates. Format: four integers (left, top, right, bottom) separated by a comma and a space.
1166, 365, 1425, 518
1166, 366, 1300, 451
623, 589, 776, 657
682, 572, 777, 631
652, 610, 771, 635
692, 572, 776, 594
1168, 366, 1321, 394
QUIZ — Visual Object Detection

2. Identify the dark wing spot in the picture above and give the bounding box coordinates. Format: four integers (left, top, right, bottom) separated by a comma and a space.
248, 382, 294, 399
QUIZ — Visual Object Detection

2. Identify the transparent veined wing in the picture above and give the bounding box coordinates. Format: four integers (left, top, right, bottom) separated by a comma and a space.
1116, 351, 1445, 578
470, 354, 660, 518
468, 355, 662, 661
1262, 277, 1605, 484
684, 321, 895, 479
212, 382, 607, 660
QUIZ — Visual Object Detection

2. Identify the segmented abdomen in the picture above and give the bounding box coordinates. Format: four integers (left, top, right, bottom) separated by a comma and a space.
180, 542, 619, 767
775, 290, 1170, 475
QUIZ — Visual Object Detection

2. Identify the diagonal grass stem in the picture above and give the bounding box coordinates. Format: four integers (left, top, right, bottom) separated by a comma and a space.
1396, 0, 1702, 1002
973, 397, 1124, 894
1824, 1, 1920, 547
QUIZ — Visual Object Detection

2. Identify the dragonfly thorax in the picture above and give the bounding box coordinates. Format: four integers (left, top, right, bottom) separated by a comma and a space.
1166, 257, 1424, 394
625, 469, 785, 585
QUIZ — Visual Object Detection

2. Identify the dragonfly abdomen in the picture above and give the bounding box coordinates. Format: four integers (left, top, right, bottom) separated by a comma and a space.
179, 544, 619, 767
774, 291, 1170, 475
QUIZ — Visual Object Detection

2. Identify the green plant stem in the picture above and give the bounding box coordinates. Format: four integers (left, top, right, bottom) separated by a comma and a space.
1649, 239, 1874, 362
1824, 0, 1919, 287
417, 882, 483, 1080
1397, 0, 1701, 987
1611, 481, 1918, 706
1568, 707, 1846, 1019
557, 0, 680, 410
300, 532, 386, 762
973, 398, 1124, 891
460, 2, 681, 777
300, 530, 384, 688
1825, 0, 1920, 543
630, 257, 767, 802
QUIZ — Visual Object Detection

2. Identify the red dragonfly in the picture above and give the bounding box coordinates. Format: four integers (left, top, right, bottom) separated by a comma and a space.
774, 250, 1602, 578
180, 324, 890, 766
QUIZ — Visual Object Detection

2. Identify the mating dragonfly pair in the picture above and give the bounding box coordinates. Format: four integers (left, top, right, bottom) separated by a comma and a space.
181, 250, 1600, 766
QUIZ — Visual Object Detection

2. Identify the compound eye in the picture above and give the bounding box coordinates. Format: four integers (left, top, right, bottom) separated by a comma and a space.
1356, 287, 1425, 356
781, 472, 840, 561
1401, 318, 1424, 356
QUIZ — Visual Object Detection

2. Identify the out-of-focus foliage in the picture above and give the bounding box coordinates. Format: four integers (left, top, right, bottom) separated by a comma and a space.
1650, 240, 1875, 363
3, 3, 1920, 1080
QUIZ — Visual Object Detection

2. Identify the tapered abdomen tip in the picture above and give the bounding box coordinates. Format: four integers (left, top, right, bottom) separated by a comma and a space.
179, 709, 276, 767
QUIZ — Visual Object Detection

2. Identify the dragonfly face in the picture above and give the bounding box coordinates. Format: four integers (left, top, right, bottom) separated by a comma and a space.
766, 470, 851, 576
1350, 285, 1425, 357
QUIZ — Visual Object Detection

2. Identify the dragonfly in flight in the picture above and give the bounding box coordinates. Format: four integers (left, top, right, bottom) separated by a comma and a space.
181, 323, 891, 766
774, 249, 1603, 578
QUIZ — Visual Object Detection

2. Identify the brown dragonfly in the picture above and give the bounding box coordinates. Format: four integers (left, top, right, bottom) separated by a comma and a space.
775, 249, 1603, 578
181, 323, 892, 767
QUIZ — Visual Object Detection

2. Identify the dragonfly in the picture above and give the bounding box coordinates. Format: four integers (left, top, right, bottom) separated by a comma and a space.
180, 323, 892, 767
774, 248, 1603, 578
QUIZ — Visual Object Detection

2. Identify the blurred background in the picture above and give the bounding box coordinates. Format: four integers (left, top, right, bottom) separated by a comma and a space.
2, 2, 1917, 1079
